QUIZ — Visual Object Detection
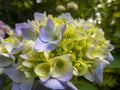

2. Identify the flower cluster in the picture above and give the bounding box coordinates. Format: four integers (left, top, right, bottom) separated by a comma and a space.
0, 12, 114, 90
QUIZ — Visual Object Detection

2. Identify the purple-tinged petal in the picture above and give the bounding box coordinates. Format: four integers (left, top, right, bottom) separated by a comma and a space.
20, 27, 36, 40
15, 23, 35, 40
60, 13, 73, 22
4, 67, 26, 83
84, 70, 95, 82
10, 47, 21, 55
66, 82, 78, 90
46, 18, 55, 30
84, 60, 109, 83
14, 23, 23, 36
94, 60, 109, 84
59, 24, 66, 36
39, 25, 62, 43
57, 65, 73, 82
0, 55, 13, 67
39, 19, 56, 42
41, 79, 66, 90
20, 77, 34, 90
40, 23, 66, 43
34, 19, 66, 51
84, 26, 91, 30
105, 52, 114, 61
34, 12, 46, 22
12, 82, 21, 90
108, 44, 115, 51
34, 37, 57, 51
12, 77, 34, 90
39, 26, 53, 42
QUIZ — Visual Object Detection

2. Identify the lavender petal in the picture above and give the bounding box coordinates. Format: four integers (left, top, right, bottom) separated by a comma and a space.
12, 82, 21, 90
34, 12, 46, 22
34, 37, 57, 51
4, 67, 26, 83
39, 26, 53, 42
20, 77, 34, 90
41, 79, 65, 90
60, 13, 73, 22
46, 18, 55, 30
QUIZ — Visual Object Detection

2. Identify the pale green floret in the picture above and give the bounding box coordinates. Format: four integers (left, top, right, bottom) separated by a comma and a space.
73, 61, 88, 76
22, 61, 33, 68
34, 63, 51, 78
24, 71, 32, 78
3, 36, 20, 53
52, 57, 71, 77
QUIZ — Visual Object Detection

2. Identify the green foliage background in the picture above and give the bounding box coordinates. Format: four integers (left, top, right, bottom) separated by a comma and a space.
0, 0, 120, 90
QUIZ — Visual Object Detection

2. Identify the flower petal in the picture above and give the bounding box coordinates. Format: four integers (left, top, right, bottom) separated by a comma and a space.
20, 77, 34, 90
14, 23, 23, 36
84, 60, 109, 83
105, 52, 114, 61
12, 77, 34, 90
34, 12, 46, 22
39, 19, 55, 42
39, 26, 53, 42
52, 55, 72, 78
84, 70, 95, 82
12, 82, 21, 90
4, 67, 26, 83
20, 26, 36, 40
46, 18, 55, 30
34, 24, 66, 51
15, 23, 35, 40
60, 13, 73, 22
41, 79, 65, 89
57, 65, 73, 82
0, 55, 13, 67
34, 18, 66, 51
34, 63, 51, 78
4, 37, 20, 53
86, 45, 109, 59
34, 37, 57, 51
94, 60, 109, 84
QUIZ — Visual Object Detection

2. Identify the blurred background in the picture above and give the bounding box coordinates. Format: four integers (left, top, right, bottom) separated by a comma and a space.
0, 0, 120, 90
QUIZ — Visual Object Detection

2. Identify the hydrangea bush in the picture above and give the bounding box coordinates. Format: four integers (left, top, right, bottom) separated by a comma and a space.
0, 12, 114, 90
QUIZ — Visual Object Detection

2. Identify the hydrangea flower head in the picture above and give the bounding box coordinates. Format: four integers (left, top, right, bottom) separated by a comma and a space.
0, 12, 114, 90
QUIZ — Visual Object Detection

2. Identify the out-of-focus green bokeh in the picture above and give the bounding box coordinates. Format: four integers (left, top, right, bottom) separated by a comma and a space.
0, 0, 120, 90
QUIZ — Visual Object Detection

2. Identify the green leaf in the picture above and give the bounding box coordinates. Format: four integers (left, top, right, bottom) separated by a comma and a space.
114, 31, 120, 38
109, 55, 120, 69
71, 77, 98, 90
